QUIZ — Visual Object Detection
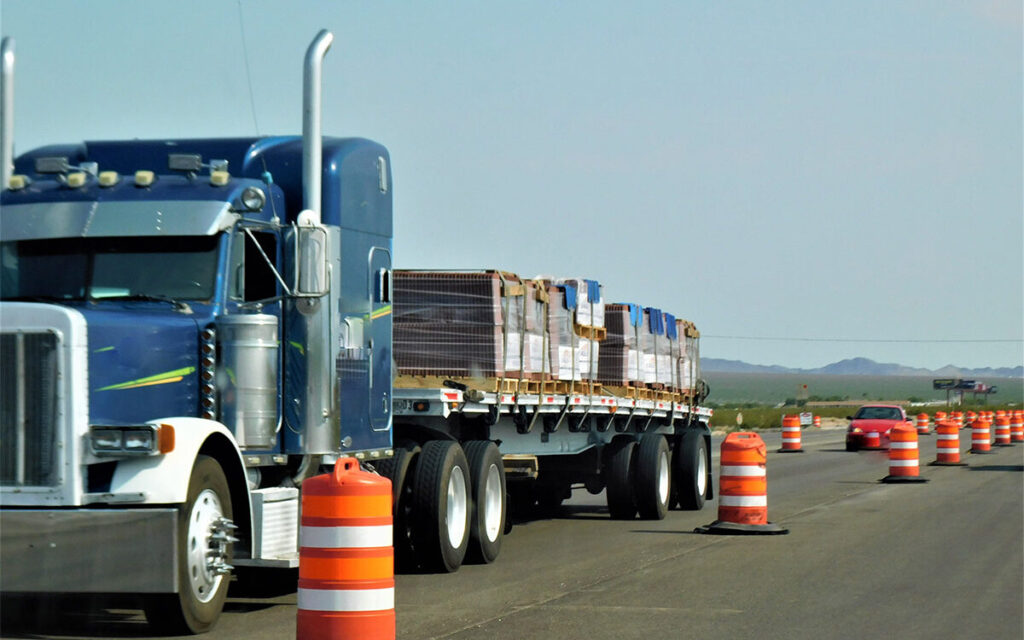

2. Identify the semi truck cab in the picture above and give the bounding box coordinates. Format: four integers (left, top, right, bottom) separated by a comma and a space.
1, 33, 395, 633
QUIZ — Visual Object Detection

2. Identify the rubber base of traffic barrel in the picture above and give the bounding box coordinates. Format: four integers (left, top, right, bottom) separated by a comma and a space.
880, 475, 929, 484
776, 448, 803, 453
969, 450, 994, 455
996, 443, 1015, 447
694, 520, 789, 535
928, 461, 968, 467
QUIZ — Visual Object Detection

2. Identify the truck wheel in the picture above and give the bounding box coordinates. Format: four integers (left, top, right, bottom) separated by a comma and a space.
673, 430, 708, 510
463, 441, 506, 564
635, 434, 670, 520
604, 439, 637, 520
145, 455, 234, 634
375, 445, 421, 572
411, 441, 471, 573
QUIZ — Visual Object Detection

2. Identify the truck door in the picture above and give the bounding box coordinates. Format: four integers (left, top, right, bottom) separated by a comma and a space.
367, 247, 392, 432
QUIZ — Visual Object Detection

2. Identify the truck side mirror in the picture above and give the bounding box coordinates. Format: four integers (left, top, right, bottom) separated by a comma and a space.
294, 213, 329, 297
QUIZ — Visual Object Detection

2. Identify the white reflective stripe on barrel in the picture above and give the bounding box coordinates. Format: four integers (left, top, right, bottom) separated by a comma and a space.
298, 587, 395, 612
300, 524, 392, 549
720, 465, 766, 477
890, 442, 917, 449
889, 459, 918, 467
719, 494, 767, 507
937, 447, 959, 454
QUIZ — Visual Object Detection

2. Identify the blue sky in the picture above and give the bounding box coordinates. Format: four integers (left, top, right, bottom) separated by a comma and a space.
2, 1, 1021, 370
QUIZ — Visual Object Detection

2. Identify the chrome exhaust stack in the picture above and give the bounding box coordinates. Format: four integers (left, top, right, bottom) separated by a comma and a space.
1, 37, 14, 189
302, 29, 333, 225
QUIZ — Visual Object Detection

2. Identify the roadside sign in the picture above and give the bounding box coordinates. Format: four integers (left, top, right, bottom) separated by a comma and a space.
799, 412, 813, 426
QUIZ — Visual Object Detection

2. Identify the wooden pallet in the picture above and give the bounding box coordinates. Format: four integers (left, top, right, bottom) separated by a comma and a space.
540, 379, 571, 394
572, 323, 608, 341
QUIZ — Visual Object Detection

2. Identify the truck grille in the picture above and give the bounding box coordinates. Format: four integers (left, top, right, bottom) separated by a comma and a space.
1, 332, 60, 487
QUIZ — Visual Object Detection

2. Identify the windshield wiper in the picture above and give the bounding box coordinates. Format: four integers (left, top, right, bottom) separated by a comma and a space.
98, 294, 192, 312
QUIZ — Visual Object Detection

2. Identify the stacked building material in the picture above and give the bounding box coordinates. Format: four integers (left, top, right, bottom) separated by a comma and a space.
556, 277, 605, 329
546, 286, 573, 380
676, 319, 700, 395
537, 280, 602, 382
393, 270, 701, 395
660, 312, 677, 389
639, 308, 657, 385
597, 303, 642, 386
393, 270, 545, 379
667, 314, 681, 392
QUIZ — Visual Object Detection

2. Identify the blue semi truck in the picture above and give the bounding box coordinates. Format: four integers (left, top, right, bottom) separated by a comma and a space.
0, 32, 711, 634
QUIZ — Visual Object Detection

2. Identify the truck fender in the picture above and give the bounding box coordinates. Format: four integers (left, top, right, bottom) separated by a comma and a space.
107, 417, 252, 552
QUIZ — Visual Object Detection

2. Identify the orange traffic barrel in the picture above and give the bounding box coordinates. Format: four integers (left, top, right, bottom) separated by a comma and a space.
297, 458, 395, 640
861, 430, 882, 450
882, 423, 928, 483
812, 415, 821, 428
970, 419, 992, 455
994, 416, 1012, 446
696, 432, 787, 535
778, 414, 804, 453
915, 413, 930, 435
1011, 411, 1024, 443
966, 410, 977, 423
930, 421, 967, 466
951, 411, 964, 429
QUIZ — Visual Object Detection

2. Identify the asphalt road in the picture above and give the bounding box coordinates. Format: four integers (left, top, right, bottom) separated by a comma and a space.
3, 427, 1022, 640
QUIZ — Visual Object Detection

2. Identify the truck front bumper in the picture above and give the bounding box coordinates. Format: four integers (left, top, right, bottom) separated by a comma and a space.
0, 508, 178, 593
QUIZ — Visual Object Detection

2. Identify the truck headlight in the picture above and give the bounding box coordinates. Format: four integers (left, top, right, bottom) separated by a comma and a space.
90, 424, 173, 456
90, 428, 123, 452
123, 428, 156, 452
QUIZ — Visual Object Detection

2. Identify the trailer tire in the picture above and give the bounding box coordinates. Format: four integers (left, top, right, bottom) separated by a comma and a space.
635, 434, 670, 520
604, 439, 638, 520
673, 430, 708, 510
411, 441, 471, 573
463, 441, 506, 564
144, 455, 233, 634
375, 444, 421, 572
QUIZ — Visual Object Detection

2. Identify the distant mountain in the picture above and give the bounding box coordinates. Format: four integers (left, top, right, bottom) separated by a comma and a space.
701, 357, 1023, 379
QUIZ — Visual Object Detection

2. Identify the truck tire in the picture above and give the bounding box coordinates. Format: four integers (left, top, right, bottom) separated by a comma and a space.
604, 439, 637, 520
410, 441, 471, 573
635, 434, 670, 520
145, 455, 233, 634
375, 444, 421, 572
463, 441, 506, 564
673, 429, 708, 510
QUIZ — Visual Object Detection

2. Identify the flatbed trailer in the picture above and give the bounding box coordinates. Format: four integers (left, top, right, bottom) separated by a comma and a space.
390, 378, 713, 535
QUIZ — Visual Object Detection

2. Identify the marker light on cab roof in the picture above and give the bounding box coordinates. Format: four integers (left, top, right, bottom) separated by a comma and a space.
98, 171, 120, 187
134, 170, 155, 187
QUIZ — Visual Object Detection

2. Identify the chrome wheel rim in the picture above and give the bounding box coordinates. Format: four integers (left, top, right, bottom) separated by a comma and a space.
482, 463, 503, 542
657, 450, 670, 505
187, 489, 224, 604
696, 445, 708, 496
446, 466, 468, 548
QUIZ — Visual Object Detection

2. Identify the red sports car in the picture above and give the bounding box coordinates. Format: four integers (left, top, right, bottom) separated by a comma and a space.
845, 404, 910, 451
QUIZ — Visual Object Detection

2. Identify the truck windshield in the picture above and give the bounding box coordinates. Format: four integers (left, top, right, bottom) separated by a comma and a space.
0, 235, 220, 302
